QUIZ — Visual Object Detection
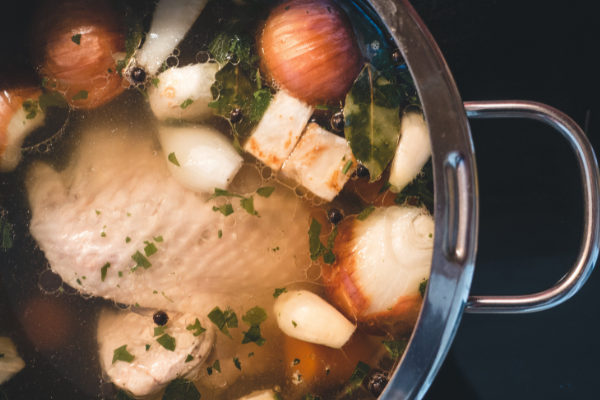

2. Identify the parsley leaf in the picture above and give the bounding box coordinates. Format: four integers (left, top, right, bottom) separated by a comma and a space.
131, 251, 152, 269
213, 359, 221, 373
250, 89, 272, 122
394, 160, 433, 212
112, 345, 135, 364
240, 196, 259, 216
382, 339, 408, 360
357, 204, 376, 221
308, 219, 337, 264
156, 334, 176, 351
71, 34, 81, 45
144, 242, 158, 257
154, 326, 168, 337
342, 160, 353, 174
218, 230, 223, 239
186, 318, 206, 337
185, 354, 193, 363
241, 306, 268, 326
168, 152, 180, 167
213, 204, 234, 216
151, 78, 160, 89
126, 237, 131, 243
347, 361, 371, 393
145, 344, 150, 351
248, 352, 255, 357
206, 188, 244, 202
419, 279, 428, 297
38, 92, 68, 112
154, 236, 164, 242
256, 186, 275, 198
72, 90, 88, 101
233, 357, 241, 370
242, 325, 266, 347
22, 99, 40, 119
208, 306, 238, 339
162, 379, 201, 400
273, 288, 287, 298
180, 98, 194, 109
292, 321, 297, 328
100, 262, 110, 282
1, 217, 13, 250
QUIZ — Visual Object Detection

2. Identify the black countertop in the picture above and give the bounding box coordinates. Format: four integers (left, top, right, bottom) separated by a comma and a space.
413, 1, 600, 399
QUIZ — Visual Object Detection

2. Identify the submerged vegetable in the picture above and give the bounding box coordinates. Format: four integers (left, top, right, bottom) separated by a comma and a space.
325, 205, 433, 334
158, 125, 244, 193
274, 290, 356, 349
136, 0, 209, 75
261, 0, 363, 105
389, 110, 431, 192
0, 337, 25, 384
0, 87, 45, 172
30, 0, 126, 109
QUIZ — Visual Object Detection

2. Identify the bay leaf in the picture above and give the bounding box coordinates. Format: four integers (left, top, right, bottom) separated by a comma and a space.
344, 63, 400, 182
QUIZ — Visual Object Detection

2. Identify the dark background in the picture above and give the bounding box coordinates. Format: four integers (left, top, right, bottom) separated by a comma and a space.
1, 0, 600, 399
411, 0, 600, 399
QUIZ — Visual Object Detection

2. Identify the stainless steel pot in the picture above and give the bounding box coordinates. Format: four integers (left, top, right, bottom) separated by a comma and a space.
371, 1, 600, 399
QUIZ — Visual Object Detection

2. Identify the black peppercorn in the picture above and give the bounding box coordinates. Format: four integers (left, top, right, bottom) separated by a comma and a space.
230, 108, 243, 123
391, 48, 404, 65
153, 310, 169, 326
356, 164, 370, 179
368, 372, 389, 398
327, 208, 343, 225
331, 112, 345, 131
131, 67, 147, 83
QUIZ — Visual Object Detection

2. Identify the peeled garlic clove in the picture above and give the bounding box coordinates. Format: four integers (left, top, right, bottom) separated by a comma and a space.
0, 88, 45, 172
158, 125, 243, 193
389, 110, 431, 193
136, 0, 210, 75
243, 91, 314, 171
326, 206, 433, 330
98, 309, 214, 397
282, 123, 357, 202
0, 337, 26, 384
274, 290, 356, 349
238, 390, 275, 400
149, 63, 218, 121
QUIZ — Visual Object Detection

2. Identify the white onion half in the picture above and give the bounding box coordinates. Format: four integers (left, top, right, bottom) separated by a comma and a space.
274, 290, 356, 349
149, 63, 218, 121
159, 125, 243, 193
389, 110, 431, 192
136, 0, 210, 75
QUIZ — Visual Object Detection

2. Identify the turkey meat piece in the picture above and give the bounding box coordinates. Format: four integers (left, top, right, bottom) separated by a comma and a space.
26, 128, 311, 315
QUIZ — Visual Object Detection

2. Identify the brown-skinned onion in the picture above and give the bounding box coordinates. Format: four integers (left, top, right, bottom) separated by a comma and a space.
30, 0, 126, 110
260, 0, 363, 105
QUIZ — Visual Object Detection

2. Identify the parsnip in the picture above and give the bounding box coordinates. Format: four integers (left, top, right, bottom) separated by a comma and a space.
274, 290, 355, 349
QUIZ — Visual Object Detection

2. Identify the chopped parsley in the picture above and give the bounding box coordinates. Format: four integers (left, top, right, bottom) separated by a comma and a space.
250, 89, 272, 122
135, 303, 140, 308
180, 98, 194, 109
71, 34, 81, 45
207, 359, 221, 375
156, 333, 176, 351
144, 242, 158, 257
153, 290, 158, 294
154, 236, 164, 242
394, 161, 434, 212
112, 345, 135, 364
240, 196, 259, 216
100, 262, 110, 282
126, 237, 131, 243
168, 152, 180, 167
342, 160, 353, 174
186, 318, 206, 336
302, 395, 322, 400
151, 78, 160, 89
206, 188, 244, 202
308, 219, 337, 264
118, 271, 123, 277
41, 77, 48, 87
272, 247, 279, 252
77, 279, 82, 285
136, 86, 149, 100
185, 354, 194, 363
218, 230, 223, 239
419, 279, 428, 297
127, 213, 131, 217
233, 357, 241, 370
131, 251, 152, 269
208, 306, 238, 339
72, 90, 88, 101
1, 216, 13, 250
101, 232, 106, 237
242, 325, 266, 347
241, 306, 268, 326
38, 92, 68, 111
162, 292, 174, 302
248, 352, 254, 357
256, 186, 275, 198
292, 321, 297, 328
145, 344, 150, 351
357, 204, 376, 221
163, 379, 201, 400
294, 359, 300, 365
273, 288, 287, 298
347, 361, 371, 393
95, 210, 101, 215
382, 340, 408, 360
154, 326, 168, 337
213, 204, 234, 216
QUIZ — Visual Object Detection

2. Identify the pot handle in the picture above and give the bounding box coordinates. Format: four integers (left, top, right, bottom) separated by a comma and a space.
463, 101, 600, 313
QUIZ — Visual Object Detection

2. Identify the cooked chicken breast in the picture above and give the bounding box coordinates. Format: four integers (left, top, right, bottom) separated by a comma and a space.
26, 128, 311, 316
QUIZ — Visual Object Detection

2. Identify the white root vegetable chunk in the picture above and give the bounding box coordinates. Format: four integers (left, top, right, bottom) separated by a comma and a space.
389, 110, 431, 193
282, 123, 357, 202
98, 310, 214, 397
1, 90, 45, 172
238, 390, 275, 400
159, 125, 243, 193
274, 290, 356, 349
0, 337, 26, 384
149, 63, 219, 121
326, 206, 433, 329
136, 0, 210, 75
244, 91, 314, 171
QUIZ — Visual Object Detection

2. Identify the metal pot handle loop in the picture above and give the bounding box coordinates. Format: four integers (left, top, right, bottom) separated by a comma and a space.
463, 101, 600, 313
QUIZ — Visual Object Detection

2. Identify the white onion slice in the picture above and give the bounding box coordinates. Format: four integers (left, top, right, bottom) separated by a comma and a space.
158, 125, 243, 193
0, 337, 26, 384
282, 123, 356, 202
149, 63, 218, 121
274, 290, 356, 349
136, 0, 210, 75
243, 91, 314, 171
389, 110, 431, 192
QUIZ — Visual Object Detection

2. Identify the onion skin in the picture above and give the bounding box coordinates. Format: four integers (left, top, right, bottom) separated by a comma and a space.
30, 0, 126, 109
260, 0, 363, 105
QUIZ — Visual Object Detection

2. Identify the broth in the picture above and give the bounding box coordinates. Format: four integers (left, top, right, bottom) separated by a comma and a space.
0, 1, 432, 399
